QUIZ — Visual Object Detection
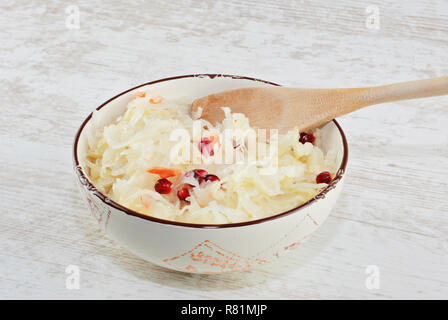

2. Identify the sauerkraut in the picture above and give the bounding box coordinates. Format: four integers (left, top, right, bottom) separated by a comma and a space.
84, 91, 339, 224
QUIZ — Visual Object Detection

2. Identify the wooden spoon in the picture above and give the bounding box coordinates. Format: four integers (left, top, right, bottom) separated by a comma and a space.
191, 77, 448, 132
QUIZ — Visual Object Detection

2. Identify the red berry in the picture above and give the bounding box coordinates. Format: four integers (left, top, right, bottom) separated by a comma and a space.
299, 132, 315, 144
193, 169, 208, 178
316, 171, 332, 184
203, 174, 220, 183
154, 178, 172, 194
198, 137, 214, 156
177, 188, 190, 201
186, 169, 208, 184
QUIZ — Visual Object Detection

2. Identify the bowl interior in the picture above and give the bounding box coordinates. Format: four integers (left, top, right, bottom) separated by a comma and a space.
75, 75, 346, 223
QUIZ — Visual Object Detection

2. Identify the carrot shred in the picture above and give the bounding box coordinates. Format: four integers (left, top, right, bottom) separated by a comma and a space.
149, 96, 162, 104
134, 91, 146, 99
146, 167, 181, 179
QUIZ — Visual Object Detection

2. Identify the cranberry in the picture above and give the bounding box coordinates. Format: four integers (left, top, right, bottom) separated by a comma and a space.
177, 188, 190, 201
193, 169, 208, 178
198, 137, 214, 156
154, 178, 172, 194
203, 174, 220, 183
316, 171, 332, 184
185, 169, 208, 184
299, 132, 315, 144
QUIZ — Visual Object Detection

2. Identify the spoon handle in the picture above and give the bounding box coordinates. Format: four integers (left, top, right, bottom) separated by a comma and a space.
338, 76, 448, 114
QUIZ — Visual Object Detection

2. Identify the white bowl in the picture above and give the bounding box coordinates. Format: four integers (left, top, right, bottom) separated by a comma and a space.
73, 74, 348, 274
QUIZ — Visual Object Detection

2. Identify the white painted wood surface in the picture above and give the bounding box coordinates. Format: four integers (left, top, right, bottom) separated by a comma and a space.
0, 0, 447, 299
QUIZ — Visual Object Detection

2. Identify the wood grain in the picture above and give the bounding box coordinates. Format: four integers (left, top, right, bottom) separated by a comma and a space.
0, 0, 447, 299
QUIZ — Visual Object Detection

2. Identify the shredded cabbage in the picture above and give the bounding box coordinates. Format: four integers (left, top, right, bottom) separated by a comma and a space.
84, 92, 338, 224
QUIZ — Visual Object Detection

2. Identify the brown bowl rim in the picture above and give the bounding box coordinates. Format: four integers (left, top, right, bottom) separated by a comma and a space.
73, 74, 348, 229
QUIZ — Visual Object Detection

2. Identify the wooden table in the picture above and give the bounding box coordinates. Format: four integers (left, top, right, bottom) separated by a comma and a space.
1, 0, 447, 299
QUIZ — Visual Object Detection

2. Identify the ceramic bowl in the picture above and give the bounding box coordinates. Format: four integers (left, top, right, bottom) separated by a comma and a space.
73, 74, 348, 274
